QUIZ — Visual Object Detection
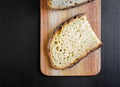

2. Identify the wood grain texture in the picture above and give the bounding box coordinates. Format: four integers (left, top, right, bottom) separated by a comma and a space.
40, 0, 101, 76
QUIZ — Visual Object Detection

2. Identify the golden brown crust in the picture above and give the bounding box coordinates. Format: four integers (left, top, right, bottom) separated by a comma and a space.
47, 0, 94, 10
47, 0, 53, 9
47, 13, 102, 70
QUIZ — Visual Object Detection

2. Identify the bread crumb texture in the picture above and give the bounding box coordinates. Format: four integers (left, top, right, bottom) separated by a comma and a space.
49, 14, 102, 69
48, 0, 89, 9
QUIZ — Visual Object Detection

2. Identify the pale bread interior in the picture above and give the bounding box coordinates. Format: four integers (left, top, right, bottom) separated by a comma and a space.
49, 15, 102, 69
48, 0, 89, 9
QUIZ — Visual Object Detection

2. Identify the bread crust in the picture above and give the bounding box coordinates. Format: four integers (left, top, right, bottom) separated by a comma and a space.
47, 13, 102, 70
47, 0, 94, 10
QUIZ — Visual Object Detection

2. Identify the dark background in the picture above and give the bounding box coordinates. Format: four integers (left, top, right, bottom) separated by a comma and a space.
0, 0, 120, 87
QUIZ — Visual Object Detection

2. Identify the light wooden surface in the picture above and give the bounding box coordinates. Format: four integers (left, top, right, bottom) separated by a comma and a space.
40, 0, 101, 76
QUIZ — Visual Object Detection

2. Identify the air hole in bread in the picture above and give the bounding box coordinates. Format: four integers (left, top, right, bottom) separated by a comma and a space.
59, 62, 61, 64
56, 46, 59, 51
54, 41, 58, 44
64, 49, 66, 51
67, 56, 69, 58
55, 37, 57, 40
69, 1, 72, 4
77, 30, 80, 32
60, 49, 62, 51
75, 3, 78, 5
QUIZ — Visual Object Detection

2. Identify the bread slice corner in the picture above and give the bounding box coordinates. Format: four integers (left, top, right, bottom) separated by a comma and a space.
47, 13, 102, 70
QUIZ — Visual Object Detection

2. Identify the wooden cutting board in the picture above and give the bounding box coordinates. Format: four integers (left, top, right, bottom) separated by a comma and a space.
40, 0, 101, 76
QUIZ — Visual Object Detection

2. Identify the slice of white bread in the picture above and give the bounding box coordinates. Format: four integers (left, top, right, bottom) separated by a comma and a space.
48, 13, 102, 69
47, 0, 93, 9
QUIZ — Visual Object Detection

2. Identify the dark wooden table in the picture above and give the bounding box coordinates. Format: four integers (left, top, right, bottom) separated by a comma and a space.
0, 0, 120, 87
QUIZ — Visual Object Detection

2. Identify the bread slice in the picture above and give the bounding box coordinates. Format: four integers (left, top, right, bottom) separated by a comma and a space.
48, 13, 102, 70
47, 0, 93, 9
